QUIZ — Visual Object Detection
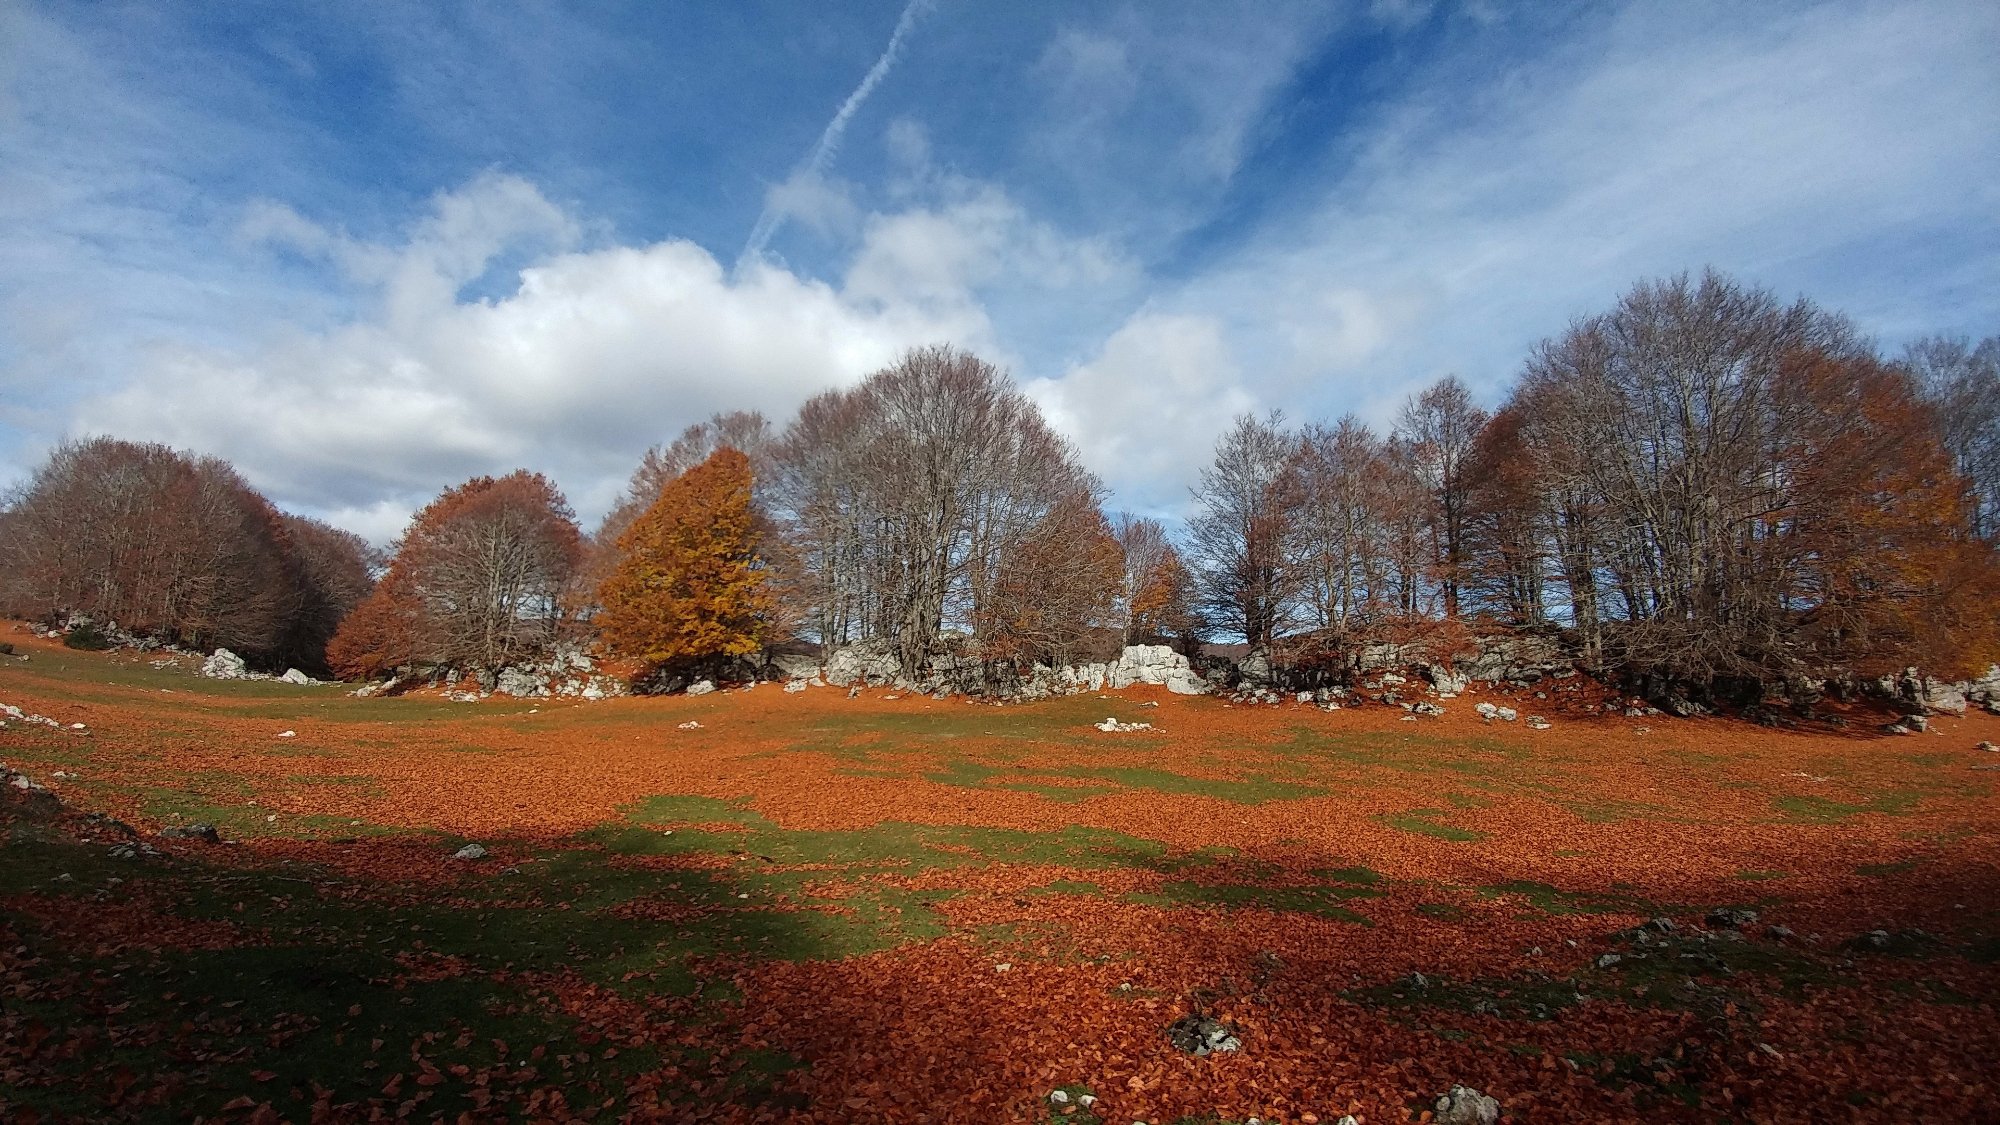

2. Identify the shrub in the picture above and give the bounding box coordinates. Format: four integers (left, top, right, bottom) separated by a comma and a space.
62, 621, 111, 651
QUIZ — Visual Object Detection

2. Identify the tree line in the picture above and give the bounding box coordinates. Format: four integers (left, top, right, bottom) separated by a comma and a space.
0, 438, 375, 671
4, 270, 1995, 698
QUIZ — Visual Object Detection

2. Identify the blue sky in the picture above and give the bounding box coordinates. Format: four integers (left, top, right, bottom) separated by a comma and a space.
3, 0, 1996, 542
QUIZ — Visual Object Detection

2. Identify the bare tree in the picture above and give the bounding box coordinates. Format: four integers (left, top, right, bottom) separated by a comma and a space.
1395, 376, 1489, 616
1905, 335, 2000, 539
332, 471, 582, 678
0, 438, 305, 660
767, 345, 1100, 677
1188, 411, 1302, 650
1293, 417, 1390, 637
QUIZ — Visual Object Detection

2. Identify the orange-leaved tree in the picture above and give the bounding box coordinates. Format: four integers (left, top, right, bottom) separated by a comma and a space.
596, 448, 773, 671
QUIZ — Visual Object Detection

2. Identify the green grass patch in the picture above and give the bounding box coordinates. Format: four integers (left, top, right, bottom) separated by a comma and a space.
1125, 880, 1376, 923
1376, 808, 1486, 842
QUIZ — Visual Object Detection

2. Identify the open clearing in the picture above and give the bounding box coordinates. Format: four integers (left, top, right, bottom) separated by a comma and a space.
3, 633, 1998, 1123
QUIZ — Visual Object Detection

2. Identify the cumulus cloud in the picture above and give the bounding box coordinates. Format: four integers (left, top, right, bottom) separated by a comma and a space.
76, 175, 973, 540
1026, 313, 1256, 514
69, 171, 1130, 543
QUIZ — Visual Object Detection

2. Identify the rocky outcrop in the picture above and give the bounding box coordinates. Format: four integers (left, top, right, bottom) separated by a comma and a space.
201, 648, 249, 679
491, 648, 625, 701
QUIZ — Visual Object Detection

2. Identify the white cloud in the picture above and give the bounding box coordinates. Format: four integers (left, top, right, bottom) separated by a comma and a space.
1091, 0, 2000, 436
67, 171, 1134, 542
74, 175, 982, 540
1026, 313, 1256, 513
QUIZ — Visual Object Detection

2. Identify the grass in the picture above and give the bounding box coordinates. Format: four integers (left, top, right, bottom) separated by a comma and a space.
1125, 880, 1376, 923
1376, 808, 1487, 842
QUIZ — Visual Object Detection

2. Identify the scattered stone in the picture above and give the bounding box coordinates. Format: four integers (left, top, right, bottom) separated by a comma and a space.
2, 765, 62, 815
1643, 916, 1678, 935
1595, 952, 1623, 969
1706, 906, 1759, 929
1432, 1084, 1501, 1125
1978, 741, 1997, 752
847, 686, 863, 699
1411, 701, 1445, 717
450, 843, 488, 861
277, 730, 297, 738
677, 720, 703, 731
1884, 723, 1913, 736
1404, 971, 1429, 990
1474, 701, 1499, 720
1048, 1090, 1068, 1105
784, 679, 809, 693
108, 841, 162, 861
1525, 716, 1550, 730
1904, 714, 1929, 733
160, 824, 221, 844
1766, 924, 1795, 941
201, 648, 248, 679
278, 668, 313, 685
1166, 1014, 1241, 1056
1095, 717, 1153, 733
686, 680, 716, 696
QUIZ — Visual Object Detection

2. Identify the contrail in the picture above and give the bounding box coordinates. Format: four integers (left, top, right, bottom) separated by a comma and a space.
739, 0, 934, 264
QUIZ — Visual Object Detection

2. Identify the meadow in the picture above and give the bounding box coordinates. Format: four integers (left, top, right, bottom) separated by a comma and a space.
2, 629, 1996, 1123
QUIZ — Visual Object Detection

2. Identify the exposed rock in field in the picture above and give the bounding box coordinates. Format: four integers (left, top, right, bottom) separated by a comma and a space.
1426, 664, 1470, 694
784, 679, 808, 693
677, 720, 702, 730
1706, 906, 1759, 929
278, 668, 313, 685
201, 648, 248, 679
2, 764, 62, 816
686, 680, 716, 696
1411, 701, 1445, 717
160, 824, 222, 843
1433, 1084, 1501, 1125
1166, 1014, 1240, 1056
450, 843, 487, 861
497, 668, 550, 697
821, 640, 902, 687
109, 840, 162, 861
1095, 717, 1153, 732
1525, 716, 1550, 730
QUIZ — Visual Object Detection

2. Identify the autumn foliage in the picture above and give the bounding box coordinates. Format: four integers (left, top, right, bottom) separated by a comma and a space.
596, 448, 773, 670
327, 471, 581, 679
0, 437, 373, 672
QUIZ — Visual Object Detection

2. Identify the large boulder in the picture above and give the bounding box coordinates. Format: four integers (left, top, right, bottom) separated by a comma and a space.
821, 640, 902, 687
1433, 1085, 1500, 1125
1106, 645, 1211, 695
201, 648, 248, 679
496, 668, 550, 698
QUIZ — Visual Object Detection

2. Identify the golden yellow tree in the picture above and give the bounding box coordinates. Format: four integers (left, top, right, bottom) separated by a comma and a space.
597, 448, 773, 670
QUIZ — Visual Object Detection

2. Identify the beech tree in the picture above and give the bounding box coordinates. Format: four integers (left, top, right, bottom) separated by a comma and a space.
328, 471, 581, 678
1395, 376, 1489, 616
598, 411, 775, 548
0, 437, 370, 669
769, 346, 1100, 676
1113, 515, 1199, 646
1188, 411, 1302, 651
1906, 335, 2000, 539
982, 492, 1124, 669
597, 448, 773, 671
